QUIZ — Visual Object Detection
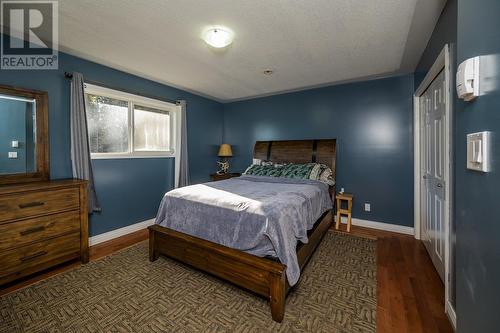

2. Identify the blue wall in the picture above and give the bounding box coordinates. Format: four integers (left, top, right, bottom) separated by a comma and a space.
0, 48, 223, 236
456, 0, 500, 332
223, 74, 414, 227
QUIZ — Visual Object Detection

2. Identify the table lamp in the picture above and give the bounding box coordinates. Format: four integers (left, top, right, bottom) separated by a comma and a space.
217, 144, 233, 174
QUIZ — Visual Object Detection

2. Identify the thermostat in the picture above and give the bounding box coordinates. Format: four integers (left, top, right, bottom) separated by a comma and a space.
467, 131, 491, 172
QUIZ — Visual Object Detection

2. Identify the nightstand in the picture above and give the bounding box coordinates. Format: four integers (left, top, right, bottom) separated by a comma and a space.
210, 173, 241, 181
335, 193, 353, 232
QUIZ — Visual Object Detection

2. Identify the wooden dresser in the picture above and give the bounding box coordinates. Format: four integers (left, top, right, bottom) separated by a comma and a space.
0, 179, 88, 285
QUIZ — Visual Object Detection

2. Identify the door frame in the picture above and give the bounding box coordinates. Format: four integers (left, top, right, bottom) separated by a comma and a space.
413, 44, 456, 329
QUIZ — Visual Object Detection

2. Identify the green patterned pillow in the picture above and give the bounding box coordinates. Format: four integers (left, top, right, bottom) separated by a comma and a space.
280, 163, 317, 179
243, 164, 283, 177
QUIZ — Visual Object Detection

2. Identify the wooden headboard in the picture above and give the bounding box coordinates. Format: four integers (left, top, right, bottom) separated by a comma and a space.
253, 139, 337, 179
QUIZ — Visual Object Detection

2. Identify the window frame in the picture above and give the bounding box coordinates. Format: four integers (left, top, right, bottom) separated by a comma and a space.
84, 83, 180, 160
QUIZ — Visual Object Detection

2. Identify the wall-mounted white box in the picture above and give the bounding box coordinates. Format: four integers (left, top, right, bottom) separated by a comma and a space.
11, 140, 19, 148
467, 131, 492, 172
8, 152, 18, 159
457, 56, 480, 101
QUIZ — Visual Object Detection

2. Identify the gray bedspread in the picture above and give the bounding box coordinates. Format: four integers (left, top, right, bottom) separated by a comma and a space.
154, 175, 333, 285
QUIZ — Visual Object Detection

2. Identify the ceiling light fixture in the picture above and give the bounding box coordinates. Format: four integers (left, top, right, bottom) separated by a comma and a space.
263, 69, 274, 75
203, 27, 234, 48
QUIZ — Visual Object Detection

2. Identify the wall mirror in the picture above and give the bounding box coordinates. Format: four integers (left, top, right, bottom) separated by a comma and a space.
0, 84, 49, 185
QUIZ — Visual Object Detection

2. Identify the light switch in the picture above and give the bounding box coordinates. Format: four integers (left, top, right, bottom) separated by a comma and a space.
467, 131, 491, 172
8, 152, 18, 159
11, 140, 19, 148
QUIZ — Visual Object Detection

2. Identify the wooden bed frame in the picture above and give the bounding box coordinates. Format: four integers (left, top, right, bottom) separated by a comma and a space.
148, 139, 337, 322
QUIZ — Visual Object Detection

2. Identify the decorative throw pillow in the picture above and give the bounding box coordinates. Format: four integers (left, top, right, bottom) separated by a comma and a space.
308, 163, 322, 180
314, 164, 335, 186
243, 164, 283, 177
280, 163, 317, 179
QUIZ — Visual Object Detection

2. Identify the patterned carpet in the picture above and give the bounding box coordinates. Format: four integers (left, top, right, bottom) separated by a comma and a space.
0, 231, 377, 333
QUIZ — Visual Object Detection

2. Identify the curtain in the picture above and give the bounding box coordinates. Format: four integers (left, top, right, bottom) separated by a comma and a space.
70, 72, 101, 212
178, 100, 190, 187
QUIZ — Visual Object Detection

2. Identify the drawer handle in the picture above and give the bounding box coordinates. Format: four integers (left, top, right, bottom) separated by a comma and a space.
20, 225, 46, 236
18, 201, 45, 209
20, 251, 48, 261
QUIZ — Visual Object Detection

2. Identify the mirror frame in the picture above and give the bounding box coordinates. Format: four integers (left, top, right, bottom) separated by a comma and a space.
0, 84, 49, 185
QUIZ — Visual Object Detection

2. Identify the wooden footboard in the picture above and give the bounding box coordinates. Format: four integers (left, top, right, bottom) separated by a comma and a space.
148, 210, 333, 322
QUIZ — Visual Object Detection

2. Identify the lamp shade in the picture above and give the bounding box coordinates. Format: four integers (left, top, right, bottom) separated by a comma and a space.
218, 144, 233, 157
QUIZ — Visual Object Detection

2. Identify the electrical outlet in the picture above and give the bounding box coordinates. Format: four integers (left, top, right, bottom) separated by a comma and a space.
8, 151, 18, 159
364, 203, 371, 212
340, 187, 345, 193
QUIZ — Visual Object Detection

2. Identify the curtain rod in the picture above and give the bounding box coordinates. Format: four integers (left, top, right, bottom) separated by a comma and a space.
64, 72, 181, 105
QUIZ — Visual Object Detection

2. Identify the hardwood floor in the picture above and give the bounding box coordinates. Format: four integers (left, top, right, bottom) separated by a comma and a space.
337, 224, 454, 333
1, 226, 453, 333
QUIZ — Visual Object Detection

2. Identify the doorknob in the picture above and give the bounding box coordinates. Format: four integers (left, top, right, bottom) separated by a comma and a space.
437, 183, 443, 188
423, 175, 427, 179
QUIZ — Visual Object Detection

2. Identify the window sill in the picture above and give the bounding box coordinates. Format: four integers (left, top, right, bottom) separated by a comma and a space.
91, 154, 175, 160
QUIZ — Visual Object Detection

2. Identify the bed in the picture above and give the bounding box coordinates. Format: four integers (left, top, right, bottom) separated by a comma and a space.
148, 139, 337, 322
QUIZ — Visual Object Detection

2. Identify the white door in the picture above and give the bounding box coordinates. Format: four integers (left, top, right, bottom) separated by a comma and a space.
420, 69, 446, 282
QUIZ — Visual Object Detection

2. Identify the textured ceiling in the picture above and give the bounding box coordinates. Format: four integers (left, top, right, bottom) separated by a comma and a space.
57, 0, 446, 101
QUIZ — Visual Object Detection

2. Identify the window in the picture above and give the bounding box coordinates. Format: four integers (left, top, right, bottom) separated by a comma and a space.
84, 84, 178, 158
86, 94, 129, 154
133, 104, 170, 152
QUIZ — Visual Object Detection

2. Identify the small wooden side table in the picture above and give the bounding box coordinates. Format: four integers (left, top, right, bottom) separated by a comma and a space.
335, 193, 353, 232
210, 173, 241, 181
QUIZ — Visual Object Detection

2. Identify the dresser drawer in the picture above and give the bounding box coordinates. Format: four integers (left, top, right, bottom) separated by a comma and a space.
0, 211, 80, 251
0, 187, 79, 222
0, 233, 81, 279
